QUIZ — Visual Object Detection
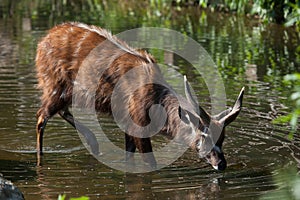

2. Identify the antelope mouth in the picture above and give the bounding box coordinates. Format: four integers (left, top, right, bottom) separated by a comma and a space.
212, 165, 219, 170
210, 160, 227, 171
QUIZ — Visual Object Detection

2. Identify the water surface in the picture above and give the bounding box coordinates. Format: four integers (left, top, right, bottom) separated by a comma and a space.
0, 2, 299, 199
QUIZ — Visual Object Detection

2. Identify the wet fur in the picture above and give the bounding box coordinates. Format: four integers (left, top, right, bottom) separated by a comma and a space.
35, 22, 202, 167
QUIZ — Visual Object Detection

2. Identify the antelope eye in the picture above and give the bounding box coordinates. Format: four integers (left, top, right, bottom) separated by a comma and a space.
201, 127, 209, 137
196, 136, 205, 150
197, 134, 207, 150
196, 139, 202, 150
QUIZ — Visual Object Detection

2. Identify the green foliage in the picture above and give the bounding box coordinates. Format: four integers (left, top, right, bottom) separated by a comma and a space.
224, 0, 251, 13
236, 0, 300, 25
58, 194, 90, 200
274, 73, 300, 138
285, 0, 300, 29
260, 167, 300, 200
256, 0, 300, 26
1, 0, 299, 27
177, 0, 300, 26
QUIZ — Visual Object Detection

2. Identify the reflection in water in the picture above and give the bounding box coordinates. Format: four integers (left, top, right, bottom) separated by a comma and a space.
245, 64, 257, 82
22, 18, 31, 31
0, 1, 299, 199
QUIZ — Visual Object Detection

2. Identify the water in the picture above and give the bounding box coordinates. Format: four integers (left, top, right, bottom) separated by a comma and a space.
0, 1, 299, 199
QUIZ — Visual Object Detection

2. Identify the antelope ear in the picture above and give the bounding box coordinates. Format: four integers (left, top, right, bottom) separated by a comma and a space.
178, 106, 191, 125
183, 75, 210, 125
219, 87, 245, 126
198, 105, 211, 125
178, 107, 200, 126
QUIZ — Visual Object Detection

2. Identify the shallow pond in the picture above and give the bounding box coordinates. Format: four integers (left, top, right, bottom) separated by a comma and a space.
0, 1, 299, 199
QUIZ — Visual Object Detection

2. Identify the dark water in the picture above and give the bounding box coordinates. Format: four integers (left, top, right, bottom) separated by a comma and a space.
0, 1, 300, 199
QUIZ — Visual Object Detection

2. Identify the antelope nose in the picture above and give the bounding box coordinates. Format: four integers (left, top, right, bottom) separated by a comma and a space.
212, 160, 227, 171
217, 160, 227, 171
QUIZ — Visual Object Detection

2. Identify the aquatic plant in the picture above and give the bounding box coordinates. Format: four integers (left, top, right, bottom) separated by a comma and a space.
274, 72, 300, 138
58, 194, 89, 200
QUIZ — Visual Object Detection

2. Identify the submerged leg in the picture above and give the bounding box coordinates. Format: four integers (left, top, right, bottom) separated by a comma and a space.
36, 106, 53, 166
36, 92, 67, 156
36, 114, 48, 155
58, 108, 100, 156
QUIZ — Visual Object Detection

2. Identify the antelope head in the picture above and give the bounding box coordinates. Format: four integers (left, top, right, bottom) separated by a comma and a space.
180, 76, 244, 171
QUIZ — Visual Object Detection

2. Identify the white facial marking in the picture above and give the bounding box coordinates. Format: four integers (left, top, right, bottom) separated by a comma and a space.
212, 165, 219, 170
201, 132, 208, 137
197, 139, 202, 150
184, 113, 190, 123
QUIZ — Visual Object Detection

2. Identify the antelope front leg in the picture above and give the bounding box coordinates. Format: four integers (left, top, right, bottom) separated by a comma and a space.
134, 137, 157, 169
125, 133, 136, 164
